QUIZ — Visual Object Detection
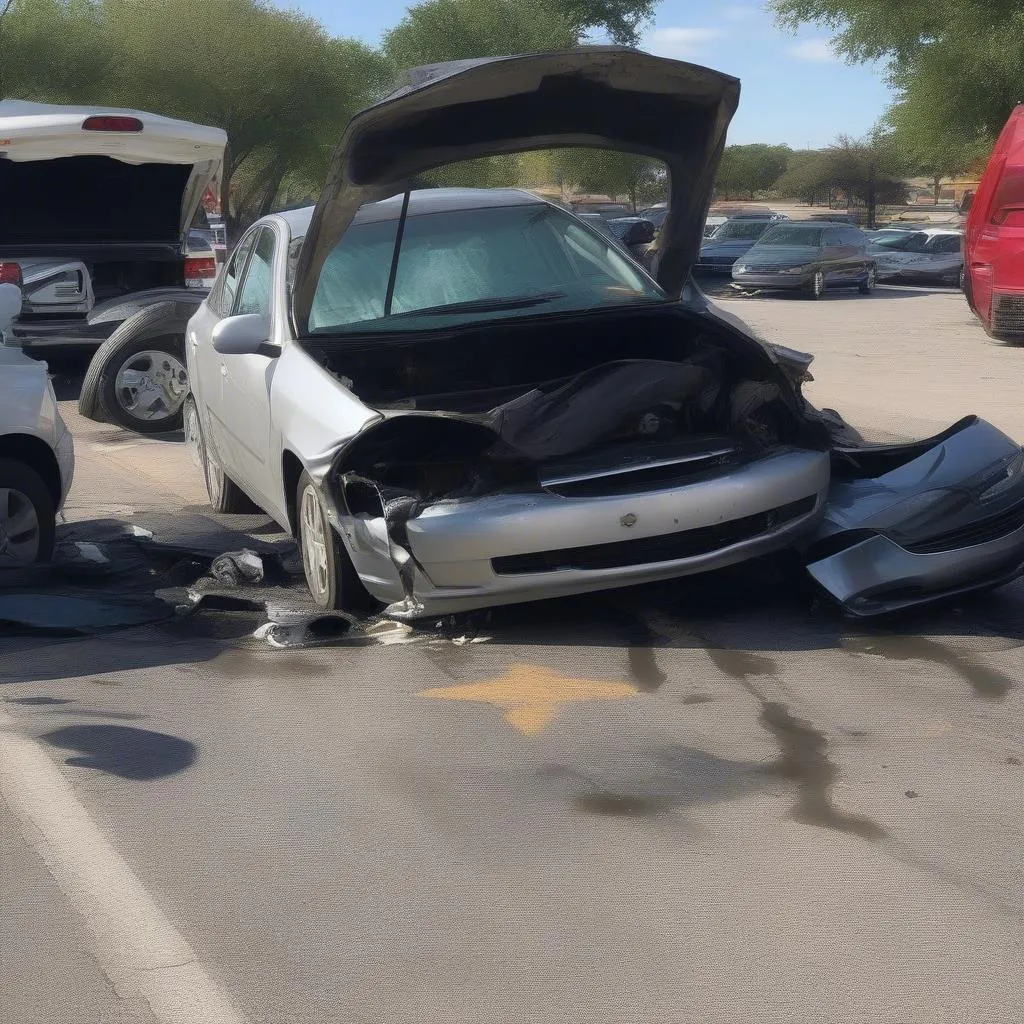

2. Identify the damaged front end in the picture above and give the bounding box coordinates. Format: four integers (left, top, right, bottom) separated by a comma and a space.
307, 316, 832, 619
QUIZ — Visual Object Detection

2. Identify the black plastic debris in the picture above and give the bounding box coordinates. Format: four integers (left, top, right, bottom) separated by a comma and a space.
210, 549, 266, 587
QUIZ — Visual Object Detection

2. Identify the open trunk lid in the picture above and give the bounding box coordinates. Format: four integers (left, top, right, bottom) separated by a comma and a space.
293, 47, 740, 331
0, 99, 226, 249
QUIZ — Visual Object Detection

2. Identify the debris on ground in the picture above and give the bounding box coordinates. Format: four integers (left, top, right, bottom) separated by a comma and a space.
210, 549, 266, 587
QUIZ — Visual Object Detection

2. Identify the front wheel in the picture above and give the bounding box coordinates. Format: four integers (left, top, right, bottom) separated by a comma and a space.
0, 458, 55, 565
858, 265, 876, 294
296, 471, 372, 612
807, 270, 826, 300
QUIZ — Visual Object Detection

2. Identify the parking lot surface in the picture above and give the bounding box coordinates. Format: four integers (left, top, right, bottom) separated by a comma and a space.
1, 284, 1022, 1024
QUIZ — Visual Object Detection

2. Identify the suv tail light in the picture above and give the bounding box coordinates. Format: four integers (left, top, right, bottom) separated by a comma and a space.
184, 256, 217, 288
0, 262, 23, 287
82, 115, 144, 133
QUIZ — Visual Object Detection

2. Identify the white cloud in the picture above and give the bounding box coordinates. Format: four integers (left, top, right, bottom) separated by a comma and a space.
788, 38, 839, 62
722, 5, 759, 22
643, 27, 728, 59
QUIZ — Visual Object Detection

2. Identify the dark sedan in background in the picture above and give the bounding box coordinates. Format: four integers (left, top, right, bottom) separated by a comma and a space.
732, 221, 876, 298
694, 215, 778, 273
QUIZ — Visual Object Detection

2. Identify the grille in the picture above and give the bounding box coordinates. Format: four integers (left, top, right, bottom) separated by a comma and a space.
902, 501, 1024, 554
991, 293, 1024, 336
742, 263, 795, 273
491, 496, 817, 575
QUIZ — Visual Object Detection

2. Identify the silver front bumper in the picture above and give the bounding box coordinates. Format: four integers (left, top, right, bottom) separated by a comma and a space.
342, 448, 830, 617
731, 272, 812, 290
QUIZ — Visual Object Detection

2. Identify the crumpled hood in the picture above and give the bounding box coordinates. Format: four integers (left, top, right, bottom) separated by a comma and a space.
293, 47, 740, 332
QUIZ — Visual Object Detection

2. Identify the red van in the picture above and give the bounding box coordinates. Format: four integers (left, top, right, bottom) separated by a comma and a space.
964, 104, 1024, 338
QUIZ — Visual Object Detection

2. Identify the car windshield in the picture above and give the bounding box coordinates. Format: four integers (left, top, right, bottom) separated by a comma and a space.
871, 232, 929, 251
308, 202, 665, 334
710, 220, 770, 241
756, 225, 825, 247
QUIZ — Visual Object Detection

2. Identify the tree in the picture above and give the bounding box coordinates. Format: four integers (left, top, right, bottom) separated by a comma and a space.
0, 0, 389, 235
772, 137, 907, 224
715, 144, 792, 198
768, 1, 1021, 172
383, 0, 657, 64
773, 149, 834, 206
551, 149, 665, 210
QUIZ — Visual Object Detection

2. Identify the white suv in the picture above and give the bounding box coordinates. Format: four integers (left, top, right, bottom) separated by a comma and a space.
0, 284, 74, 564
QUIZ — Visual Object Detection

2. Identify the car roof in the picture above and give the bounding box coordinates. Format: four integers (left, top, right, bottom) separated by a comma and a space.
275, 187, 546, 241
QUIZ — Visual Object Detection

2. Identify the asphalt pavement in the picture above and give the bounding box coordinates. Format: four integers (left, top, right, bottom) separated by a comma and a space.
1, 287, 1022, 1024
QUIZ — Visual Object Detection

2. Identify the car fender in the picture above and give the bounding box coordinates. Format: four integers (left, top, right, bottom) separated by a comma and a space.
87, 287, 209, 328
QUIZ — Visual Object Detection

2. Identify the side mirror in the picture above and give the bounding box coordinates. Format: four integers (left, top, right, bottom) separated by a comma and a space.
0, 282, 22, 335
211, 313, 277, 356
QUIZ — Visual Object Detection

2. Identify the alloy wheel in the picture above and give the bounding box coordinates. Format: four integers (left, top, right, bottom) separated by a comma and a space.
0, 487, 42, 564
113, 349, 189, 424
300, 485, 330, 604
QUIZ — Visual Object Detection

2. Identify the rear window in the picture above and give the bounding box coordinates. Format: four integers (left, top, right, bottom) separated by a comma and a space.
308, 203, 664, 334
710, 220, 770, 241
757, 225, 824, 247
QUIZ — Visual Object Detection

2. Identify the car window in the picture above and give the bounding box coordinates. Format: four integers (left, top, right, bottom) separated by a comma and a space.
234, 227, 276, 318
756, 225, 825, 247
710, 220, 770, 241
842, 228, 865, 245
308, 202, 664, 334
215, 230, 258, 317
927, 234, 963, 254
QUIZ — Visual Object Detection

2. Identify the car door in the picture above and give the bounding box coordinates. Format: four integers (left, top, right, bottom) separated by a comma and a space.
188, 226, 258, 464
820, 228, 847, 282
842, 227, 871, 279
213, 225, 282, 503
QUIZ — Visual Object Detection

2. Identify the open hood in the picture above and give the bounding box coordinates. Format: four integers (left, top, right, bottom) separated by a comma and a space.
0, 99, 226, 248
293, 47, 740, 332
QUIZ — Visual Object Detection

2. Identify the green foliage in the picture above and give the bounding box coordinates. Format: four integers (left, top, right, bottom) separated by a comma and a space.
772, 135, 907, 224
768, 0, 1021, 175
714, 144, 792, 198
551, 149, 665, 209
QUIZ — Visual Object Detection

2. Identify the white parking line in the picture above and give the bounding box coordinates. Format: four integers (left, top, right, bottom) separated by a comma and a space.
0, 707, 250, 1024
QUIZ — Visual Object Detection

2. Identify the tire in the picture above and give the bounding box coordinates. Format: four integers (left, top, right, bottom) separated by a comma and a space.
82, 302, 190, 433
858, 265, 876, 294
183, 396, 253, 514
0, 458, 55, 565
296, 470, 370, 612
807, 269, 826, 300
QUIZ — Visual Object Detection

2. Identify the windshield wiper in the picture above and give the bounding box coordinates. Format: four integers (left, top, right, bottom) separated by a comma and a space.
386, 292, 567, 319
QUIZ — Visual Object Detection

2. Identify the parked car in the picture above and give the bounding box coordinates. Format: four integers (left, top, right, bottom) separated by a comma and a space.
0, 283, 74, 565
569, 201, 633, 219
604, 216, 657, 259
185, 49, 1024, 621
732, 221, 876, 298
638, 205, 669, 229
0, 99, 227, 432
869, 229, 964, 286
703, 214, 728, 237
695, 216, 777, 273
964, 104, 1024, 339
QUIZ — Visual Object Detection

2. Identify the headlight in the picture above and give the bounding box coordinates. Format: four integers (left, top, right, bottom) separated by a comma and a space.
733, 264, 748, 273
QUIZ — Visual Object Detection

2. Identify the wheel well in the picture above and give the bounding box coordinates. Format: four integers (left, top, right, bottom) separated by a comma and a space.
0, 434, 62, 506
282, 450, 304, 536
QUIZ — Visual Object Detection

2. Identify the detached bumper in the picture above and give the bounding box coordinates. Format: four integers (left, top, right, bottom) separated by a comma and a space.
807, 522, 1024, 617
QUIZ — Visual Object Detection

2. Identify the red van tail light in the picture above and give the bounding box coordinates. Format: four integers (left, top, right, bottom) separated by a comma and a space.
0, 262, 23, 287
82, 115, 144, 133
184, 256, 217, 287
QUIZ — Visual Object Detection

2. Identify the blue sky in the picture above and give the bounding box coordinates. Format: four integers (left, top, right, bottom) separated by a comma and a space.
283, 1, 893, 148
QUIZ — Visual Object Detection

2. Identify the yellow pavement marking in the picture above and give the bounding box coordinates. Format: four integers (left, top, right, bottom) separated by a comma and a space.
420, 663, 638, 735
